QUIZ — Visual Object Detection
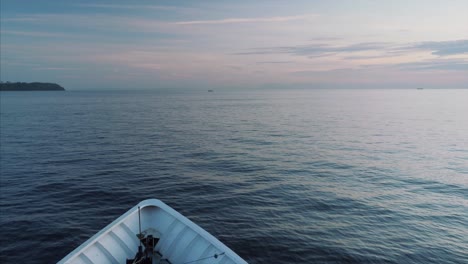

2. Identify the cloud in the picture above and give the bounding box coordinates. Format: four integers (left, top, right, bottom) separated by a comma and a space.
256, 61, 293, 64
1, 30, 73, 38
0, 14, 175, 36
1, 17, 40, 22
405, 39, 468, 56
235, 39, 468, 60
234, 42, 390, 57
308, 37, 343, 42
33, 67, 78, 71
173, 15, 309, 25
74, 3, 193, 11
395, 59, 468, 71
343, 54, 396, 60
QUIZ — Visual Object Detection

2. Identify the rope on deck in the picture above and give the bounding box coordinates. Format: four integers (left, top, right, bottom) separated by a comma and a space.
182, 252, 226, 264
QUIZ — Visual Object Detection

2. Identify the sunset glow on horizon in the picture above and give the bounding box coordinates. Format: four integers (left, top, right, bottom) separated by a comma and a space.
1, 0, 467, 90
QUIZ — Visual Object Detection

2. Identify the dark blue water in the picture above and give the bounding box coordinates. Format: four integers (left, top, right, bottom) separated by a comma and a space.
1, 89, 467, 264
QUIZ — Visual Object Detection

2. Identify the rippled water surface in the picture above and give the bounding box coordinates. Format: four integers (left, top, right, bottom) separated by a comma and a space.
1, 89, 467, 263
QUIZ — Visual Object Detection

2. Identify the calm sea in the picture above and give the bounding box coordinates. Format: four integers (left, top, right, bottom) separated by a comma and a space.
0, 89, 467, 264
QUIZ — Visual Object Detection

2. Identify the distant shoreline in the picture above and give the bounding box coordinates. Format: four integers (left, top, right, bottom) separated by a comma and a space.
0, 82, 65, 91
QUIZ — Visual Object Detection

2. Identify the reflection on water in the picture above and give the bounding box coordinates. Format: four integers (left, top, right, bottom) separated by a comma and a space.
1, 89, 467, 263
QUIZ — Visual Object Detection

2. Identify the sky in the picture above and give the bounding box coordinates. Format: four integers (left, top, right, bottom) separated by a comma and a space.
1, 0, 467, 90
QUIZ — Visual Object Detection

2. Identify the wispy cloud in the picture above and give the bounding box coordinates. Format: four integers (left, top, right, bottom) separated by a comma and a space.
1, 17, 40, 22
235, 40, 468, 59
234, 42, 390, 57
395, 58, 468, 71
0, 14, 174, 36
75, 3, 192, 11
1, 30, 73, 38
174, 15, 310, 25
256, 61, 293, 64
343, 54, 397, 60
404, 40, 468, 56
33, 67, 78, 71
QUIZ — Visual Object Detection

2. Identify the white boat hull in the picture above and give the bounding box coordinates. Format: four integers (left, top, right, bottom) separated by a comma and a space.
58, 199, 247, 264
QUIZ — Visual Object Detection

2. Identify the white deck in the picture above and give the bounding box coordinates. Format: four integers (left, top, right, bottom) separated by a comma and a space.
58, 199, 247, 264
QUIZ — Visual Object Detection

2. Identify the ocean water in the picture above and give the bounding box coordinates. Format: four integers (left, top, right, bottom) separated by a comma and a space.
0, 89, 467, 264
